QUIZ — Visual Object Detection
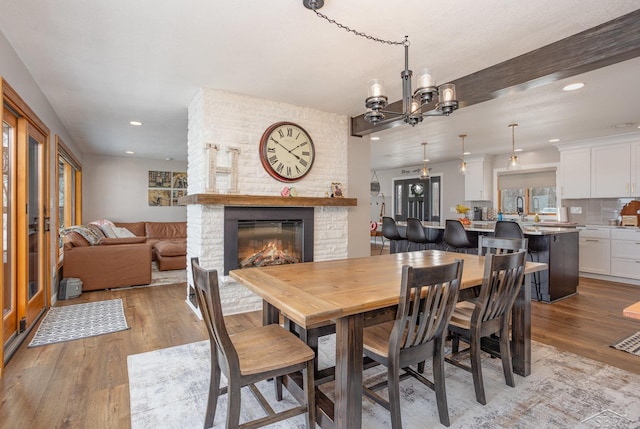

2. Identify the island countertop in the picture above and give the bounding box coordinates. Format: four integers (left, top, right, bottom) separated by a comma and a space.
397, 221, 578, 236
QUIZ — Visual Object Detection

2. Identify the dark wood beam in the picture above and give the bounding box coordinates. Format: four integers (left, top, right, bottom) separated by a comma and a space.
351, 8, 640, 137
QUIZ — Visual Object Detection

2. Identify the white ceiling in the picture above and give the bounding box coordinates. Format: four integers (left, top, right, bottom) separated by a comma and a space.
0, 1, 639, 170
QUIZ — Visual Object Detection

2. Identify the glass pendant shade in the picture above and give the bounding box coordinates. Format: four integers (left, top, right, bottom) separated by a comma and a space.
420, 142, 429, 179
458, 134, 467, 175
506, 124, 521, 170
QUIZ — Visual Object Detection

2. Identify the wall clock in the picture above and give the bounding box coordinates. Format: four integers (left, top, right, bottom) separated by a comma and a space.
259, 122, 315, 182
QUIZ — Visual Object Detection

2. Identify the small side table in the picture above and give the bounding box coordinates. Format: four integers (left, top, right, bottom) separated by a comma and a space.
623, 301, 640, 320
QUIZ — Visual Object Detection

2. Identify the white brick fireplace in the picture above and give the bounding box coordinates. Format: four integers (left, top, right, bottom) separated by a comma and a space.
185, 88, 352, 315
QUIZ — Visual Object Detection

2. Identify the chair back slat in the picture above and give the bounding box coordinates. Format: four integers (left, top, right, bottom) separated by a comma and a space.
191, 258, 240, 372
391, 260, 463, 351
474, 251, 526, 324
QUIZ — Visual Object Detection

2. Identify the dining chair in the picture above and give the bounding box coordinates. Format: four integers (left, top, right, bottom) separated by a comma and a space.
443, 219, 475, 254
445, 250, 527, 405
406, 217, 433, 251
362, 260, 464, 428
493, 220, 524, 239
381, 216, 407, 254
478, 235, 528, 256
191, 258, 316, 429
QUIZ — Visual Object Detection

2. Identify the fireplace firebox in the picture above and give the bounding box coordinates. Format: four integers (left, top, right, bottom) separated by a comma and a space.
224, 207, 314, 275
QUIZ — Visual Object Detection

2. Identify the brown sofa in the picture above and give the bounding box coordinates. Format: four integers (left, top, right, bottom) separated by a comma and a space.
62, 221, 186, 291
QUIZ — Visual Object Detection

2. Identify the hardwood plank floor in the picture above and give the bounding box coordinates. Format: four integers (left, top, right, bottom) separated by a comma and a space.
1, 247, 640, 428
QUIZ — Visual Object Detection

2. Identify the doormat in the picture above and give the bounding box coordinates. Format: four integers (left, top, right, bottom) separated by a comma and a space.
28, 298, 129, 347
611, 331, 640, 356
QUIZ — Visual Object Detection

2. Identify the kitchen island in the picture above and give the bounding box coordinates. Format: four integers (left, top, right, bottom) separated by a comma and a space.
394, 221, 578, 303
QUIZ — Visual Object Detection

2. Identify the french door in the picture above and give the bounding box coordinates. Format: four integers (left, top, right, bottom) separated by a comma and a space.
393, 176, 441, 222
2, 80, 49, 368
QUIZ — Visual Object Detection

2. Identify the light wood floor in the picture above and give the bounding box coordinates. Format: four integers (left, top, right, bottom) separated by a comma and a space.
1, 246, 639, 428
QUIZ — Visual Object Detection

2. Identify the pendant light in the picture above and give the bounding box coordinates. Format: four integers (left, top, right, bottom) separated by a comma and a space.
458, 134, 467, 175
506, 123, 521, 170
420, 142, 429, 179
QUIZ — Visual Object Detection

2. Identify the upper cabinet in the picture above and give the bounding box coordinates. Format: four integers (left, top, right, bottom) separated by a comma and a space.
558, 136, 640, 199
464, 157, 492, 201
560, 148, 590, 198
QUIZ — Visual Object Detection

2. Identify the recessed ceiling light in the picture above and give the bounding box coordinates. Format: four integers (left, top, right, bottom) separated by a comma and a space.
613, 123, 634, 129
125, 151, 134, 154
129, 121, 143, 126
562, 83, 584, 91
549, 138, 560, 143
514, 148, 523, 152
165, 157, 173, 161
463, 151, 471, 155
370, 136, 380, 141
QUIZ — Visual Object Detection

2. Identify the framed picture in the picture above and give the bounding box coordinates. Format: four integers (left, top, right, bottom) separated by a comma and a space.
331, 182, 343, 198
172, 190, 186, 205
149, 171, 172, 188
148, 189, 171, 206
172, 172, 187, 188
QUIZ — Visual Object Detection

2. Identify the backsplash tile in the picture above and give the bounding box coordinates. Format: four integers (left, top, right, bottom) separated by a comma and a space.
562, 198, 636, 225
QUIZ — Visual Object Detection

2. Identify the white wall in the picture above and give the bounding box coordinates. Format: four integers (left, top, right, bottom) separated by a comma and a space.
347, 134, 371, 258
83, 154, 187, 222
371, 147, 562, 223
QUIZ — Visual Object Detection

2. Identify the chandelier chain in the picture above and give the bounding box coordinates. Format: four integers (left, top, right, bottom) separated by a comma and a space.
312, 9, 406, 46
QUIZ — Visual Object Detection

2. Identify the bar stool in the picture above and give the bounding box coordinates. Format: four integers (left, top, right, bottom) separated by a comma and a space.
381, 216, 407, 254
443, 219, 475, 254
494, 220, 542, 300
406, 218, 434, 251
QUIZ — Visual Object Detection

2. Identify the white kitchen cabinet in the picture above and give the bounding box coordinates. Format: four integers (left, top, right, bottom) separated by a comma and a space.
591, 143, 632, 197
464, 158, 492, 201
578, 227, 610, 275
560, 148, 590, 198
611, 228, 640, 280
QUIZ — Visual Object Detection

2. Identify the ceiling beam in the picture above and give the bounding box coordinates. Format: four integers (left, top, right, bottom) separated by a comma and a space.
351, 8, 640, 137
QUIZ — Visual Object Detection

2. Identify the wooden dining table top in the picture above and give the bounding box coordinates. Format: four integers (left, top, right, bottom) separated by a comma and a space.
229, 250, 547, 329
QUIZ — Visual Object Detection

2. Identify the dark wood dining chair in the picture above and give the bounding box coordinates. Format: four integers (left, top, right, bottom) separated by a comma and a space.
445, 251, 526, 405
362, 260, 464, 428
477, 236, 528, 256
190, 258, 316, 429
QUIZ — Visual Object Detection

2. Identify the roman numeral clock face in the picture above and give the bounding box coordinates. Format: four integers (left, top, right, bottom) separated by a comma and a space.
259, 122, 315, 182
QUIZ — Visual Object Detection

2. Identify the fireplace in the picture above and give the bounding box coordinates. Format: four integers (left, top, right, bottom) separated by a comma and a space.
224, 207, 314, 275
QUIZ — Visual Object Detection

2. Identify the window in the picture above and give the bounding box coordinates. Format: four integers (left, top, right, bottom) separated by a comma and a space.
56, 136, 81, 262
498, 168, 557, 215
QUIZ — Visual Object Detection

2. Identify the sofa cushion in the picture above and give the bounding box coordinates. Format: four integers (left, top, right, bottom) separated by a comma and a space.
145, 222, 186, 240
154, 240, 187, 257
98, 237, 147, 245
114, 222, 146, 237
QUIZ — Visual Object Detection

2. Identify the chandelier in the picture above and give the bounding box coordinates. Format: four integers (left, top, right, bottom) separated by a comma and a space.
302, 0, 459, 127
506, 123, 521, 170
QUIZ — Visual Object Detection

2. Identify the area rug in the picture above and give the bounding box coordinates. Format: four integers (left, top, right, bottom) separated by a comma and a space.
128, 337, 640, 429
29, 298, 129, 347
611, 331, 640, 356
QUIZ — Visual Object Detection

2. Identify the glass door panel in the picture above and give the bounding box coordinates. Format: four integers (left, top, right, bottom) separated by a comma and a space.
2, 114, 16, 344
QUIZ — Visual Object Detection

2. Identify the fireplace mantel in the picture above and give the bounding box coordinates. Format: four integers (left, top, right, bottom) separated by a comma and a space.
178, 193, 357, 207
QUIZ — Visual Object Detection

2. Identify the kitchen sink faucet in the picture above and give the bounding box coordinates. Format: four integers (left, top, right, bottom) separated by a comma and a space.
516, 196, 526, 221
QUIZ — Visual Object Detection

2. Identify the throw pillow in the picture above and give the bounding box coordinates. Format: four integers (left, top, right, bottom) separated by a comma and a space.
113, 226, 136, 238
85, 223, 106, 239
100, 224, 118, 238
60, 225, 101, 246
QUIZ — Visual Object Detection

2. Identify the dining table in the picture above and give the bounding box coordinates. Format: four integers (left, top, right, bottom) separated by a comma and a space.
230, 249, 547, 429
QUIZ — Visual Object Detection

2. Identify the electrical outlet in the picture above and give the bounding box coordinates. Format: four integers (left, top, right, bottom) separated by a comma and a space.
450, 206, 456, 213
570, 206, 582, 214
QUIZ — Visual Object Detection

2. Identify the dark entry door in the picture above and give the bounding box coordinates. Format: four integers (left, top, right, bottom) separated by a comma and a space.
394, 176, 441, 222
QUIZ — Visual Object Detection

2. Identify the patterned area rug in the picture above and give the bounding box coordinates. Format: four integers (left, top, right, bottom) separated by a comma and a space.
611, 331, 640, 356
128, 337, 640, 429
147, 262, 187, 287
29, 299, 129, 347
